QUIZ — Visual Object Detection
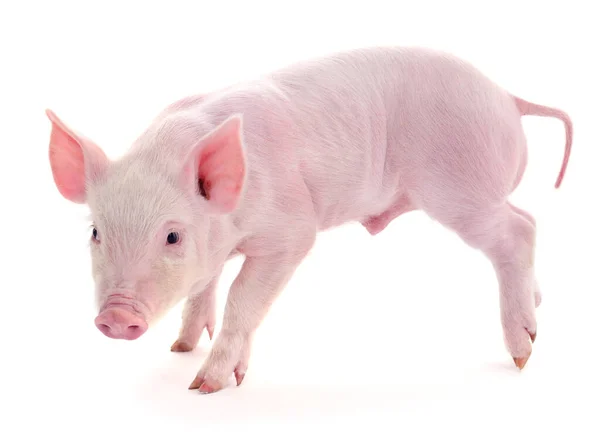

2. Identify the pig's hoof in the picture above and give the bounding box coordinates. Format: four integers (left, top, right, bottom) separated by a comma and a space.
529, 330, 537, 343
171, 340, 194, 352
513, 352, 531, 370
187, 368, 245, 394
188, 375, 221, 394
234, 367, 246, 386
511, 329, 536, 370
198, 382, 216, 394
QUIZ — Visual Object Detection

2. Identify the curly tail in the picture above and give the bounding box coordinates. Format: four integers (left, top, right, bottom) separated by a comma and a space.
513, 95, 573, 189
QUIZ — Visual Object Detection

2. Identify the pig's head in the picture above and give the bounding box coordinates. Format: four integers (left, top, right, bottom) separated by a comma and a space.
45, 109, 246, 340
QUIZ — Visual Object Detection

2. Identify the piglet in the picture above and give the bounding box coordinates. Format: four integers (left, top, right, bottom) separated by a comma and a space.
46, 46, 572, 393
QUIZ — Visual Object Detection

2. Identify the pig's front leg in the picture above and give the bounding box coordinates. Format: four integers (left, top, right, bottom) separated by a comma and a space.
188, 242, 314, 393
171, 270, 222, 353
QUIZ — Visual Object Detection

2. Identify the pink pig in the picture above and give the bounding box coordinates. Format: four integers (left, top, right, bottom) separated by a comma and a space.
46, 46, 572, 393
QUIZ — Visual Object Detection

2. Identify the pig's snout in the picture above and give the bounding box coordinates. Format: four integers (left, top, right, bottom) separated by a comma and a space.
94, 307, 148, 340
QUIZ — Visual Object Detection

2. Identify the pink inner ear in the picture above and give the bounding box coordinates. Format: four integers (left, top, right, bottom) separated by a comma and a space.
196, 115, 246, 213
48, 116, 86, 203
46, 109, 108, 204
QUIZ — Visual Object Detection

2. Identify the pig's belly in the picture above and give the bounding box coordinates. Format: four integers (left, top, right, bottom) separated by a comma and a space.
314, 186, 403, 232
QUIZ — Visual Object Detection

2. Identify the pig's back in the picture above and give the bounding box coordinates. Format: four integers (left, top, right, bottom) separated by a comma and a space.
263, 47, 520, 229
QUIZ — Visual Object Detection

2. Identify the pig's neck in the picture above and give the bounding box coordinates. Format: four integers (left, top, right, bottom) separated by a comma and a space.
205, 213, 246, 272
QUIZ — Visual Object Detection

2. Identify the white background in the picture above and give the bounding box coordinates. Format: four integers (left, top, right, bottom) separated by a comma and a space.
1, 0, 598, 438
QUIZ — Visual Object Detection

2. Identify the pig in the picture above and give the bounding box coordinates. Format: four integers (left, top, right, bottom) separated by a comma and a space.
46, 46, 572, 394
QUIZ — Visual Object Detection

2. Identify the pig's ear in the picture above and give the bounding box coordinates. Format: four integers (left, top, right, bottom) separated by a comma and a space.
186, 114, 246, 213
46, 109, 109, 204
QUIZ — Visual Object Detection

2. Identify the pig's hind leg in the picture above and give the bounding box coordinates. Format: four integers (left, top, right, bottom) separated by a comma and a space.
508, 202, 542, 308
432, 201, 538, 369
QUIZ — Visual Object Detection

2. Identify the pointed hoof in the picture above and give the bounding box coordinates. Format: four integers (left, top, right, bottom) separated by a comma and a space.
198, 382, 217, 394
171, 340, 194, 352
188, 376, 204, 390
513, 353, 531, 370
529, 331, 536, 343
234, 368, 246, 386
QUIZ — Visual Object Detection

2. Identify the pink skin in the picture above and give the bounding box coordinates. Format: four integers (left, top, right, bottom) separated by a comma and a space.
46, 46, 572, 393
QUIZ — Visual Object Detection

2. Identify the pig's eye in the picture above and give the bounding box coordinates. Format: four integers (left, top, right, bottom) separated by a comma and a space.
166, 232, 180, 245
92, 227, 99, 242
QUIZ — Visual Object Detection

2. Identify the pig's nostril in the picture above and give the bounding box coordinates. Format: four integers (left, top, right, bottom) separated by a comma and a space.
124, 323, 147, 340
95, 321, 116, 338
